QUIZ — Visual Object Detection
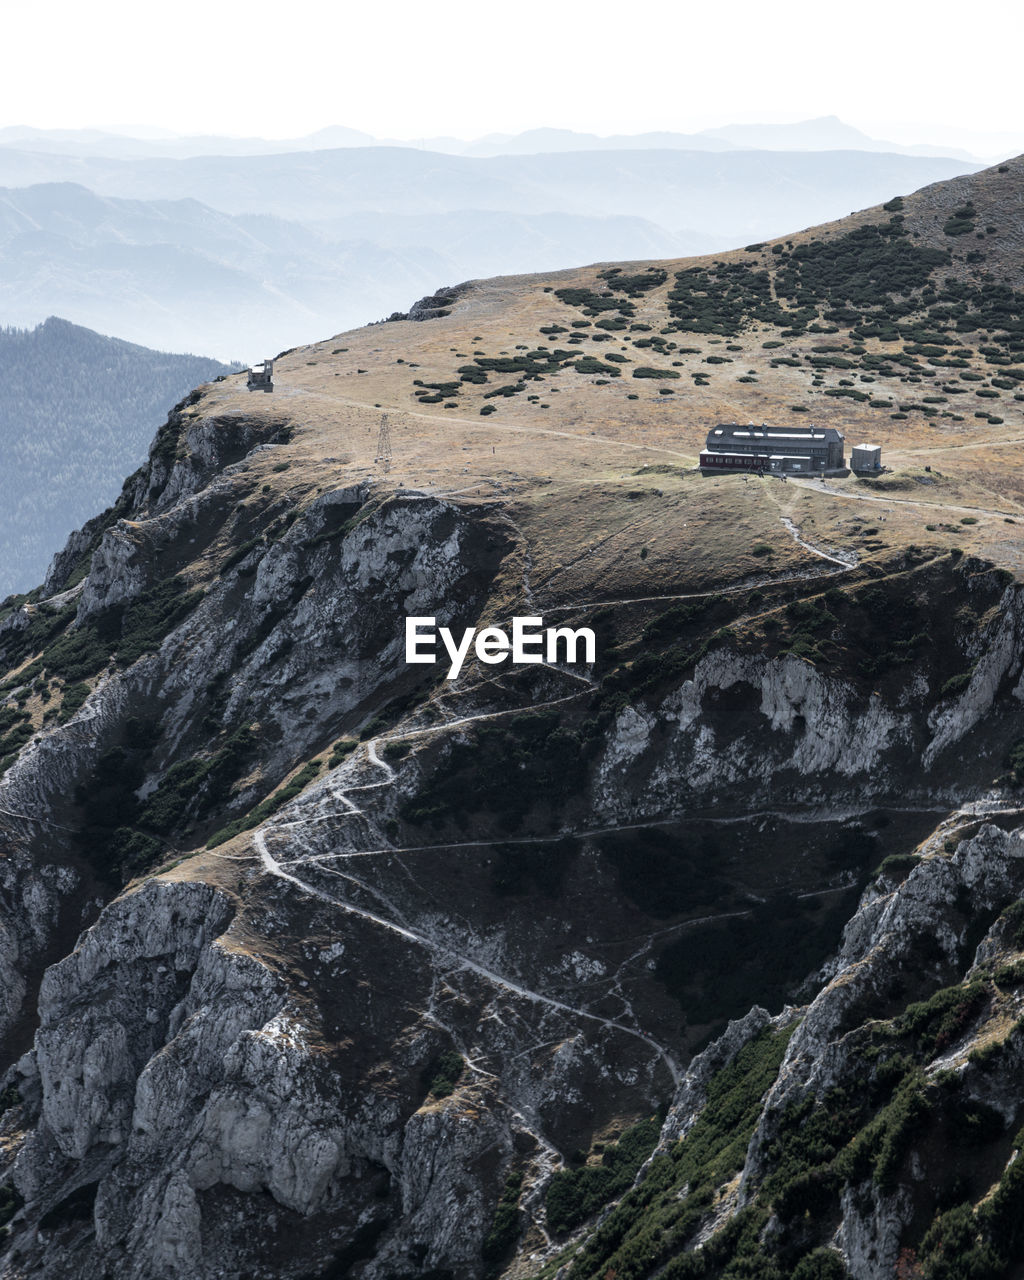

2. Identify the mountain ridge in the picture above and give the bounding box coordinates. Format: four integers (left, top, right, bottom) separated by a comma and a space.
0, 147, 982, 358
0, 316, 238, 597
0, 117, 986, 162
0, 155, 1023, 1279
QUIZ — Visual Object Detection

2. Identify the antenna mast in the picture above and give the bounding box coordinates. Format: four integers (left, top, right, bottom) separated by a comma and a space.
374, 413, 393, 476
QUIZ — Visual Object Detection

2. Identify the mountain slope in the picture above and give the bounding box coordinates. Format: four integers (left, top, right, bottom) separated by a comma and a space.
0, 317, 238, 596
0, 157, 1023, 1280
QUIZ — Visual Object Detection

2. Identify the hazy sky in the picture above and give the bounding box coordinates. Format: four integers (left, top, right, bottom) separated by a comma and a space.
4, 0, 1023, 157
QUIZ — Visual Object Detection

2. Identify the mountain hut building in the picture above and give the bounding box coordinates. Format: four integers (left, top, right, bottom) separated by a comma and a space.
699, 422, 846, 475
247, 359, 274, 392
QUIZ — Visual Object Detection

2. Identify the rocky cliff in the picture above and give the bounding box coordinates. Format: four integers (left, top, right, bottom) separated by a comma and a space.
3, 159, 1024, 1279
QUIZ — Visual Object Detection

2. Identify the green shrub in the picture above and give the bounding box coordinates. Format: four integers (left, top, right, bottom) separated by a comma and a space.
0, 704, 33, 755
219, 537, 262, 576
947, 1100, 1005, 1147
206, 758, 323, 848
574, 357, 621, 377
940, 670, 974, 697
999, 898, 1024, 947
916, 1126, 1024, 1277
546, 1115, 661, 1234
116, 576, 205, 667
943, 204, 977, 237
836, 1071, 932, 1191
482, 1171, 524, 1263
138, 723, 257, 836
328, 738, 358, 768
791, 1248, 849, 1280
72, 722, 259, 877
554, 286, 636, 318
558, 1027, 793, 1279
138, 758, 208, 834
360, 714, 390, 740
424, 1049, 464, 1099
889, 981, 987, 1058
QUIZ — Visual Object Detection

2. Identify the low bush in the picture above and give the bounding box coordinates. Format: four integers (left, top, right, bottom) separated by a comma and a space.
328, 738, 358, 768
423, 1049, 464, 1099
940, 670, 974, 697
574, 357, 621, 376
206, 758, 323, 848
559, 1027, 793, 1278
888, 980, 987, 1058
546, 1115, 661, 1234
482, 1171, 524, 1264
875, 853, 921, 881
117, 576, 205, 668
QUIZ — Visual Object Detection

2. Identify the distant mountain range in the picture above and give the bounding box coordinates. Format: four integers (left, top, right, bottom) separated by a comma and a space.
0, 142, 977, 226
0, 147, 979, 358
0, 182, 451, 359
0, 317, 238, 597
0, 116, 986, 161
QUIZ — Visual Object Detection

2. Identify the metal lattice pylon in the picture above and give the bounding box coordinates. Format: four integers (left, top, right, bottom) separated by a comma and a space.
374, 413, 393, 475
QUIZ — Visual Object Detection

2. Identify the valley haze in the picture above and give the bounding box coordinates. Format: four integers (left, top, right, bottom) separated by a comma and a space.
0, 125, 983, 358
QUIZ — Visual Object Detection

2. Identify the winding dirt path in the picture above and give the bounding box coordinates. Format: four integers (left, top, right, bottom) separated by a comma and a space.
255, 825, 683, 1085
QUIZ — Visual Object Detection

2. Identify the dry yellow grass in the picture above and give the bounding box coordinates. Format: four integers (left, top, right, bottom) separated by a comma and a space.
189, 247, 1022, 583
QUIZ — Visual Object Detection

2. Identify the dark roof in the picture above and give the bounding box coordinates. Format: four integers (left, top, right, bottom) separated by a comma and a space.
708, 422, 843, 445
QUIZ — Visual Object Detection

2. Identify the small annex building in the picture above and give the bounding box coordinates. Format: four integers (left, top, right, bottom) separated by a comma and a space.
700, 422, 846, 475
247, 359, 274, 392
850, 443, 882, 474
